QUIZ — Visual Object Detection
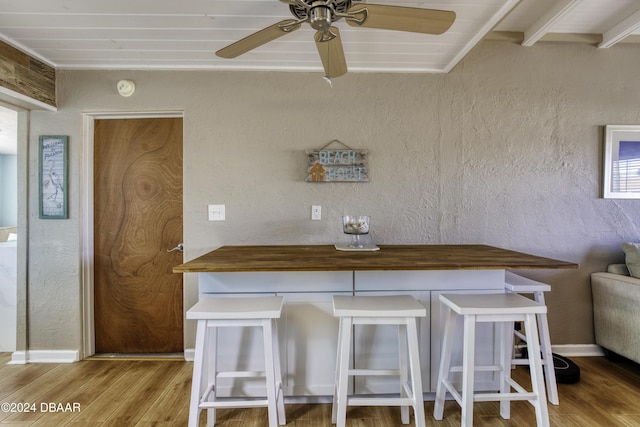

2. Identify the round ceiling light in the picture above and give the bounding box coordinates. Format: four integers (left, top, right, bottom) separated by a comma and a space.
117, 80, 135, 97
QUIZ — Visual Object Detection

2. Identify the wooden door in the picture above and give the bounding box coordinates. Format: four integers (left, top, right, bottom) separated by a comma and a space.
94, 117, 183, 353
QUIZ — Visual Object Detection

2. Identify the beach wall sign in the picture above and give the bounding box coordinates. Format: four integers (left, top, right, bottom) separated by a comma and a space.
305, 140, 368, 183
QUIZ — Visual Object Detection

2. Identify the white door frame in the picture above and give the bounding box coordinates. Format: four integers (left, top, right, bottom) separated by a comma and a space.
80, 111, 184, 358
0, 100, 28, 363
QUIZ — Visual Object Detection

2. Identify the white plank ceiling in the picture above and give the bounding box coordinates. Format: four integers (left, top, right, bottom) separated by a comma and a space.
0, 0, 639, 75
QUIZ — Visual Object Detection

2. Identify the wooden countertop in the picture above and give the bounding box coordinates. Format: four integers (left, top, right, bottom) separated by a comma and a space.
173, 244, 578, 273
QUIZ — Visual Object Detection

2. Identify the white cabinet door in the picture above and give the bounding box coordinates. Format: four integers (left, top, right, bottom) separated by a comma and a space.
278, 292, 351, 396
430, 290, 503, 392
352, 291, 431, 395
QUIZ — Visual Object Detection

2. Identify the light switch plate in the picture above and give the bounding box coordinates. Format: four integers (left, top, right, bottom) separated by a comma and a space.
208, 204, 225, 221
311, 205, 321, 220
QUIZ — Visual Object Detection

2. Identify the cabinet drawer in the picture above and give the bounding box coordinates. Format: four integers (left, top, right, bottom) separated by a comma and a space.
199, 271, 352, 295
354, 270, 505, 291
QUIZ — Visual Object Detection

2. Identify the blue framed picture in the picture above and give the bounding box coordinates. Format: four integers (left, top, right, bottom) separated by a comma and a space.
603, 125, 640, 199
39, 135, 68, 218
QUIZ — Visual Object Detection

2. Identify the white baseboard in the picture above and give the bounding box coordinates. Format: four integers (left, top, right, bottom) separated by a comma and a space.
9, 350, 80, 364
551, 344, 605, 357
184, 348, 195, 361
8, 351, 26, 364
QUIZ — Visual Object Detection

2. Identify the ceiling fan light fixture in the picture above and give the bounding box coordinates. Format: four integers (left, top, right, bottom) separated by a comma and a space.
309, 6, 333, 31
288, 0, 353, 20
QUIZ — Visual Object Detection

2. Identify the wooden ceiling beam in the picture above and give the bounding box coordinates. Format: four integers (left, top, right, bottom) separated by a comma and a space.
521, 0, 585, 47
0, 40, 56, 109
487, 31, 601, 45
486, 31, 640, 46
599, 8, 640, 48
443, 0, 520, 72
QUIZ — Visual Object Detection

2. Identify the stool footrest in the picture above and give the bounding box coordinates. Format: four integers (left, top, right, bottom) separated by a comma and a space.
347, 396, 417, 407
217, 370, 266, 378
473, 392, 538, 402
348, 368, 401, 376
511, 358, 552, 366
442, 379, 538, 403
200, 399, 269, 409
450, 365, 503, 373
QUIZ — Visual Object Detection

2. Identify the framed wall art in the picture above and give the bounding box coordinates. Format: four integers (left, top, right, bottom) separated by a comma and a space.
603, 125, 640, 199
39, 135, 68, 218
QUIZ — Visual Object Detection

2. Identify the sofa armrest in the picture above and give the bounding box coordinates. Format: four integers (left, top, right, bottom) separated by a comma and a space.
591, 272, 640, 364
592, 271, 640, 287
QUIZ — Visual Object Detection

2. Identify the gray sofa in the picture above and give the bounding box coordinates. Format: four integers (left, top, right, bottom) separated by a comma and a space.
591, 263, 640, 364
0, 226, 16, 242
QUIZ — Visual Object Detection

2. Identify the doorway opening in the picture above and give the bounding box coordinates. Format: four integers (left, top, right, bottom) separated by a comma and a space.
0, 105, 17, 353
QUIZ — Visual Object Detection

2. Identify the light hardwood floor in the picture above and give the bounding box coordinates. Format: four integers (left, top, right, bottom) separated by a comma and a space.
1, 353, 640, 426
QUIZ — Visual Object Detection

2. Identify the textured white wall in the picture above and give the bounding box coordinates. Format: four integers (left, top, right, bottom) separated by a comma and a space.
25, 40, 640, 353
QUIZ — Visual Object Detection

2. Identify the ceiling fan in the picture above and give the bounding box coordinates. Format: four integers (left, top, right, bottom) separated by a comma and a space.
215, 0, 456, 78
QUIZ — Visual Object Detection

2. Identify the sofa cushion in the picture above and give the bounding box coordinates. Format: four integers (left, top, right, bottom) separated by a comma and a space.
622, 242, 640, 278
608, 263, 630, 275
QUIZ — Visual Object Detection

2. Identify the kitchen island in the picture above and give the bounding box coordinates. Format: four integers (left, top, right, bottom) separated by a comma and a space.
174, 244, 577, 399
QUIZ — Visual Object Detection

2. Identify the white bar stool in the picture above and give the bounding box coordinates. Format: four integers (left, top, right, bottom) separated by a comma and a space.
332, 295, 427, 427
434, 293, 549, 427
505, 271, 558, 405
187, 296, 286, 427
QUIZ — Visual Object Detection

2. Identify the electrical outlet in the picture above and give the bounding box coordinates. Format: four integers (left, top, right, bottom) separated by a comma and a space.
208, 204, 225, 221
311, 205, 321, 220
